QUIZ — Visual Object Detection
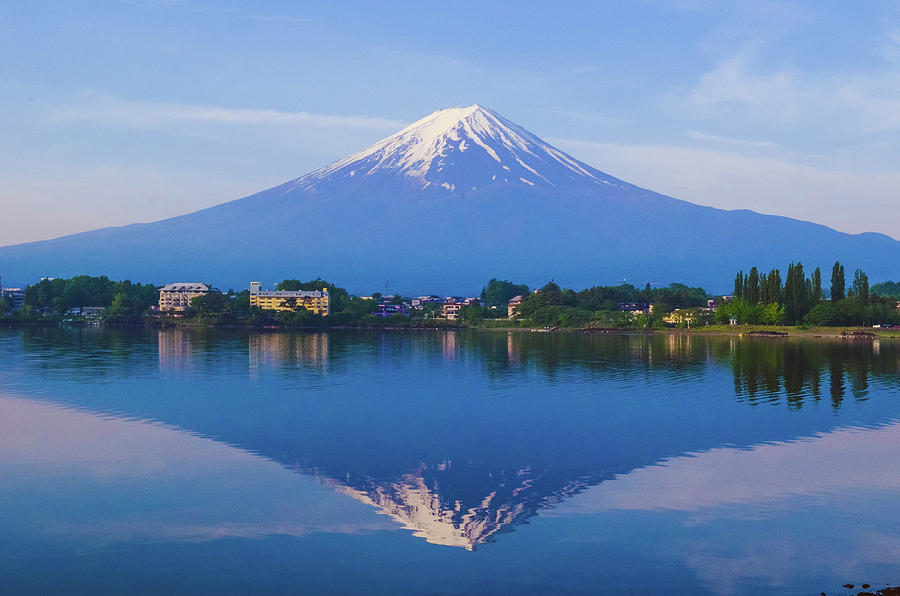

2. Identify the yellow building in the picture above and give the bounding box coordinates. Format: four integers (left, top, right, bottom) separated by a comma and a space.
249, 282, 330, 315
662, 308, 697, 326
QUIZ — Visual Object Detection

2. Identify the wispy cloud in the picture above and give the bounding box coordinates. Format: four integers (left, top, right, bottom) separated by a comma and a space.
685, 129, 776, 147
682, 3, 900, 135
555, 110, 623, 126
875, 16, 900, 63
688, 53, 802, 118
251, 15, 314, 25
551, 137, 900, 239
54, 92, 405, 131
686, 49, 900, 134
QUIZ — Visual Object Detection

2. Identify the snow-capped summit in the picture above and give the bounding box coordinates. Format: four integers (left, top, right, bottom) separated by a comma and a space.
288, 104, 621, 194
4, 103, 900, 294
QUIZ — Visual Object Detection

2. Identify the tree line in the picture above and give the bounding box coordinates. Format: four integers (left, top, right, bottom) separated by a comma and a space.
15, 276, 159, 322
3, 269, 899, 329
722, 261, 899, 326
475, 279, 710, 329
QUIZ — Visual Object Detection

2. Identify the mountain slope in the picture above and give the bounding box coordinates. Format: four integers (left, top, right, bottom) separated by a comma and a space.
1, 105, 898, 292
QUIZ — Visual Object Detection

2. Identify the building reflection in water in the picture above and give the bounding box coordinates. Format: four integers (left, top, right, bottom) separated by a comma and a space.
157, 329, 195, 374
441, 331, 457, 362
506, 332, 519, 364
248, 332, 329, 379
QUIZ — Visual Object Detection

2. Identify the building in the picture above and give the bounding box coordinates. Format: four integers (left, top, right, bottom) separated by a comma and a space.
441, 297, 479, 320
373, 303, 409, 317
442, 301, 463, 320
507, 295, 524, 318
67, 306, 106, 317
158, 283, 210, 312
662, 308, 696, 326
411, 295, 442, 309
0, 286, 25, 310
249, 282, 330, 315
618, 302, 651, 316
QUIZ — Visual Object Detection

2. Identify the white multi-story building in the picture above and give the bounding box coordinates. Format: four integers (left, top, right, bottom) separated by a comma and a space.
158, 282, 210, 312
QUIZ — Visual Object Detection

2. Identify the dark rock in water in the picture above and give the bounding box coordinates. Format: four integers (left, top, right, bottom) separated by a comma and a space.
853, 587, 900, 596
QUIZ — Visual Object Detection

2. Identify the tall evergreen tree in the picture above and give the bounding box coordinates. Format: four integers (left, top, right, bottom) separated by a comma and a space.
831, 262, 845, 302
765, 269, 782, 304
783, 262, 809, 324
746, 267, 760, 305
851, 269, 869, 304
811, 267, 822, 302
734, 271, 744, 299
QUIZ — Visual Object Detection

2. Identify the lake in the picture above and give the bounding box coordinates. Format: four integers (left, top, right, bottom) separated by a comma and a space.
1, 327, 898, 595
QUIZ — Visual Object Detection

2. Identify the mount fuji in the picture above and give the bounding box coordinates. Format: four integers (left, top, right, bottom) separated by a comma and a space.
2, 104, 899, 293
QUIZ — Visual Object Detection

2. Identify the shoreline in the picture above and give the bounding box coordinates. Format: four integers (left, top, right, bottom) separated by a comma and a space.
484, 325, 900, 340
4, 319, 899, 340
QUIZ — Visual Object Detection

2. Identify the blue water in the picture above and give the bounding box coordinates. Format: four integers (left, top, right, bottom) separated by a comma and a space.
0, 328, 898, 595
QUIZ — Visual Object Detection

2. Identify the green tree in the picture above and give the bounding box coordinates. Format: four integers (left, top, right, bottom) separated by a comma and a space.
190, 292, 229, 315
276, 279, 303, 291
23, 275, 157, 314
420, 302, 442, 319
716, 297, 754, 324
649, 283, 708, 308
734, 271, 744, 299
458, 304, 484, 324
537, 281, 564, 306
782, 262, 809, 325
850, 269, 869, 304
804, 302, 839, 326
276, 307, 320, 327
760, 303, 786, 326
480, 278, 529, 308
640, 282, 652, 304
831, 261, 845, 302
231, 290, 251, 314
837, 296, 864, 325
746, 267, 760, 305
811, 267, 822, 302
871, 280, 900, 298
761, 269, 782, 304
109, 293, 130, 315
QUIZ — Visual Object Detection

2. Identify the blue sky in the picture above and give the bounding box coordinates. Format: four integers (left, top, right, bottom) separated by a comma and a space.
2, 0, 900, 244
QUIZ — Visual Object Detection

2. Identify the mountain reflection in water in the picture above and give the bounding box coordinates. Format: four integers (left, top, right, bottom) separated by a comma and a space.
2, 328, 899, 552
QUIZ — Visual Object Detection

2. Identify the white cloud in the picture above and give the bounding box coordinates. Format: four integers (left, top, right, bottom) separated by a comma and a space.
54, 92, 406, 131
552, 137, 900, 239
685, 129, 776, 147
251, 15, 314, 25
688, 53, 802, 118
832, 74, 900, 132
875, 21, 900, 63
686, 20, 900, 133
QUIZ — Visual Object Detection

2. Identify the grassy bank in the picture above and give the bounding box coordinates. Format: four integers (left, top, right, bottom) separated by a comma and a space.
683, 324, 900, 338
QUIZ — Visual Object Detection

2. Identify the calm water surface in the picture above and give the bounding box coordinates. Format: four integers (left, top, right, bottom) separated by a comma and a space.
1, 328, 898, 595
